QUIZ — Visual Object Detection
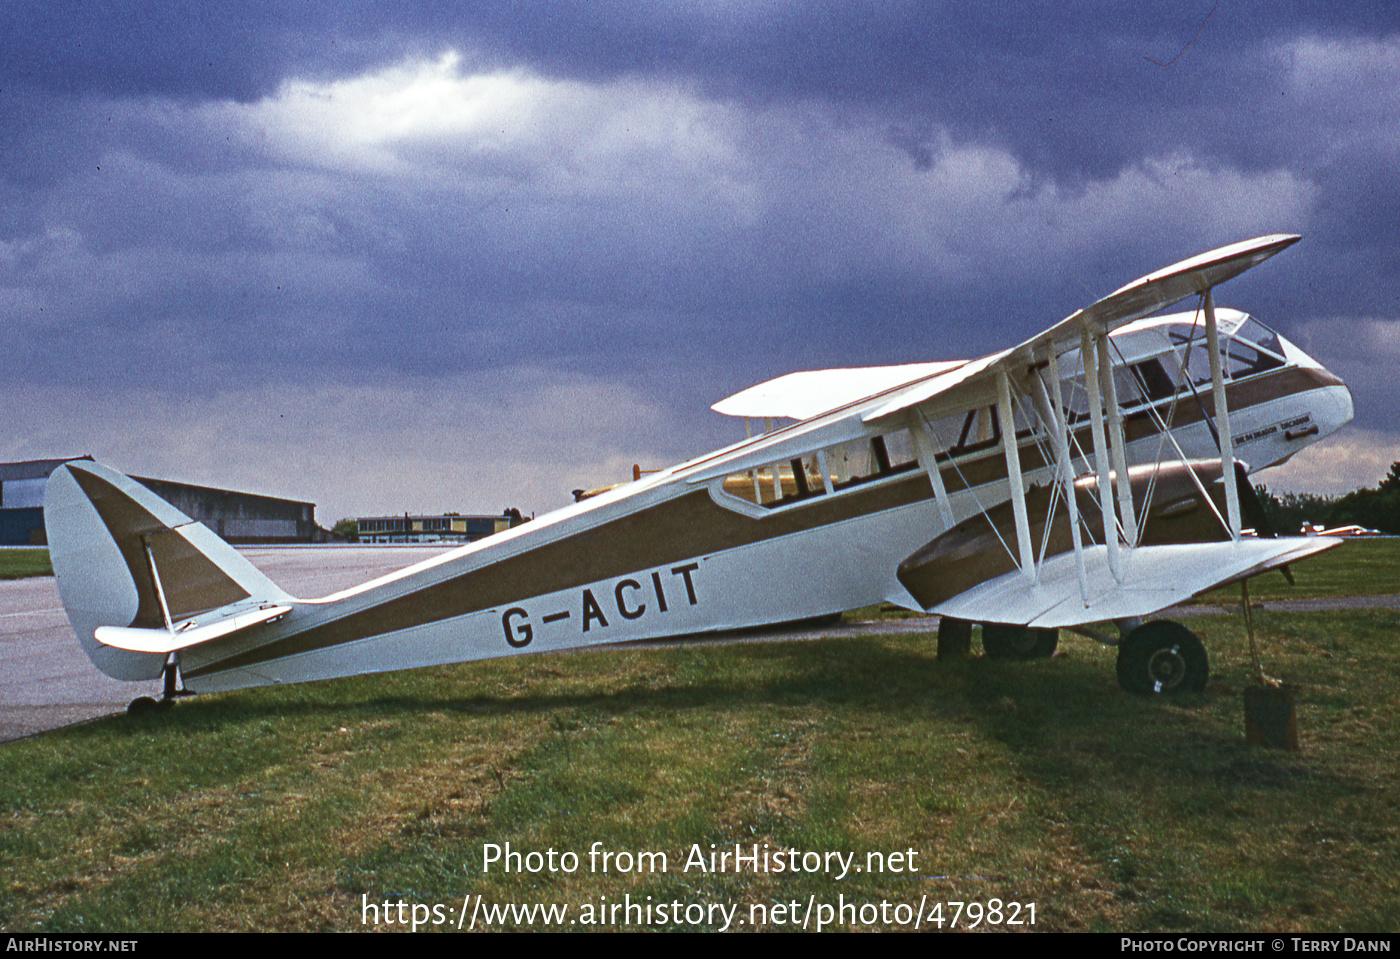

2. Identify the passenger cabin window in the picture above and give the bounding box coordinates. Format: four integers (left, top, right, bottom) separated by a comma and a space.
952, 407, 1000, 453
1116, 359, 1178, 406
719, 428, 920, 510
716, 407, 1037, 513
918, 406, 1012, 454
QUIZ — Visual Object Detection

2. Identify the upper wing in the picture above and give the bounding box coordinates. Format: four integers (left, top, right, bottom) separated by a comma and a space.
684, 234, 1300, 486
711, 361, 965, 420
862, 234, 1301, 423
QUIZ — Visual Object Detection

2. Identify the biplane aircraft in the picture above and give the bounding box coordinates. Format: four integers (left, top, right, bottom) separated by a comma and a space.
45, 234, 1354, 707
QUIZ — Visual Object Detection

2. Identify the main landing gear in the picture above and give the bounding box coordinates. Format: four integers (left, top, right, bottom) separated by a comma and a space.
936, 619, 1060, 660
981, 624, 1059, 660
937, 619, 1060, 660
1115, 621, 1208, 696
127, 656, 194, 715
940, 616, 1208, 697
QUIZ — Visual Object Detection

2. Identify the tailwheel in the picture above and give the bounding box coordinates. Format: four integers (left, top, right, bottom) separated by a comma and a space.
130, 659, 189, 714
981, 624, 1059, 660
1116, 621, 1208, 696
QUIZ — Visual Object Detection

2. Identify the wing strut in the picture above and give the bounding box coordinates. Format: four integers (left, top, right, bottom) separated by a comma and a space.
1099, 333, 1138, 545
1036, 353, 1090, 604
995, 371, 1037, 584
1202, 288, 1241, 540
911, 411, 957, 530
142, 536, 175, 634
1080, 325, 1123, 583
815, 449, 836, 495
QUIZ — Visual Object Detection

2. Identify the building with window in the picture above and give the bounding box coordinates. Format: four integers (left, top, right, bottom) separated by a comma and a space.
356, 510, 526, 545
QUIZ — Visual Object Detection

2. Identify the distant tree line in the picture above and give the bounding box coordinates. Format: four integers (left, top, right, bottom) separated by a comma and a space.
1257, 462, 1400, 535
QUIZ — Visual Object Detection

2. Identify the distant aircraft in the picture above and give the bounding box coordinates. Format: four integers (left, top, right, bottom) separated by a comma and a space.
1300, 523, 1381, 538
44, 235, 1353, 708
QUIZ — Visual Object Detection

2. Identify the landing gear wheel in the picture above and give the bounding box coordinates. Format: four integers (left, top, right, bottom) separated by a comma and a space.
937, 617, 972, 658
127, 696, 160, 715
1116, 621, 1208, 696
981, 624, 1059, 660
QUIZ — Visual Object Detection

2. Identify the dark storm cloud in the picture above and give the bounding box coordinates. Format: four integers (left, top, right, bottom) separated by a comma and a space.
9, 3, 1397, 160
2, 1, 1397, 510
2, 1, 392, 101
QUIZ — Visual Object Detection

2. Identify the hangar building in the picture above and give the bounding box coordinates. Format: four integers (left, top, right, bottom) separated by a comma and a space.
0, 457, 322, 546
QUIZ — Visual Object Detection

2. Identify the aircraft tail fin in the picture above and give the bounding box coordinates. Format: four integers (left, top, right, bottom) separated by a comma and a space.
43, 460, 292, 680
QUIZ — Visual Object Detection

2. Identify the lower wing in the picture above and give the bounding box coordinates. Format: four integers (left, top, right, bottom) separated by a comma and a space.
929, 537, 1340, 628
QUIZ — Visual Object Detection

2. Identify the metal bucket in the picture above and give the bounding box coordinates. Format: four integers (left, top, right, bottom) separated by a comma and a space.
1243, 685, 1299, 750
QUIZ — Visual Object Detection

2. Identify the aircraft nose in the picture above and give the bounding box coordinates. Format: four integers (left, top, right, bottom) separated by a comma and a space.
1290, 354, 1354, 448
1314, 380, 1354, 440
1277, 331, 1354, 442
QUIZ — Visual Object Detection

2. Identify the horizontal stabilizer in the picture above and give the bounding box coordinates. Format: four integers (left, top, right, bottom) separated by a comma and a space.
95, 603, 292, 654
931, 537, 1340, 628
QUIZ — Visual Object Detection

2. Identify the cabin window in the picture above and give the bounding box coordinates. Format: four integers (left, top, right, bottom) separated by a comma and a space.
1236, 317, 1284, 358
720, 464, 781, 506
953, 407, 1000, 452
916, 408, 1018, 456
1127, 359, 1178, 403
878, 429, 918, 469
825, 439, 874, 488
720, 457, 823, 507
1222, 340, 1285, 379
1168, 320, 1285, 386
1179, 339, 1216, 389
718, 428, 920, 510
1111, 355, 1192, 408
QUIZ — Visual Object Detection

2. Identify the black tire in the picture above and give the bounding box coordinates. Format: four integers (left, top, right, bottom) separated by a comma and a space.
937, 617, 973, 659
127, 696, 160, 715
981, 624, 1059, 660
1116, 621, 1208, 696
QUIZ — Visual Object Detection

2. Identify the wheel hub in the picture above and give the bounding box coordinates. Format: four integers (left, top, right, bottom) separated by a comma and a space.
1146, 643, 1186, 693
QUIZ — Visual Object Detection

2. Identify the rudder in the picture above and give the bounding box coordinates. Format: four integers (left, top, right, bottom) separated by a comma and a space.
44, 460, 291, 680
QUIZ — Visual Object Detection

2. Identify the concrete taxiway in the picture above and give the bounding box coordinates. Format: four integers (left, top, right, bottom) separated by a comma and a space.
0, 546, 451, 743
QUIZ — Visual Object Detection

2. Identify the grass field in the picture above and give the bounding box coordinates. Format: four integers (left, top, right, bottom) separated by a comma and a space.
2, 539, 1395, 932
2, 601, 1397, 932
0, 549, 52, 580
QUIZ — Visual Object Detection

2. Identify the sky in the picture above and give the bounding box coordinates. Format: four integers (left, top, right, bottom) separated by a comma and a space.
3, 1, 1398, 524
